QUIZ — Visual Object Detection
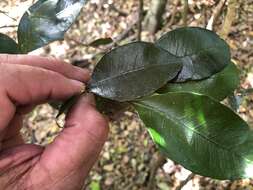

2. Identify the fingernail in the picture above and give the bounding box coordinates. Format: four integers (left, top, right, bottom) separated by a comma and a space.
70, 80, 85, 90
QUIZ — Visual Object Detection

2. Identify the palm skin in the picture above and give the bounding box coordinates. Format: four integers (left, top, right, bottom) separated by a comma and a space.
0, 55, 108, 190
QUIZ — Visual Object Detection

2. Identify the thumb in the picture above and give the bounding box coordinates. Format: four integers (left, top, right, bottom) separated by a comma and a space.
37, 94, 109, 178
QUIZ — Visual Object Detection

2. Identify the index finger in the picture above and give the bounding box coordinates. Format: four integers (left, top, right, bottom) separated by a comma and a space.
0, 54, 90, 82
0, 63, 84, 131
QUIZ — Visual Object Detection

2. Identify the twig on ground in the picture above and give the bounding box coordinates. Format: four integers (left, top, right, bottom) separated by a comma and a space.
175, 173, 195, 190
137, 0, 144, 41
206, 0, 227, 30
109, 21, 137, 47
109, 4, 128, 17
0, 25, 18, 29
0, 10, 17, 21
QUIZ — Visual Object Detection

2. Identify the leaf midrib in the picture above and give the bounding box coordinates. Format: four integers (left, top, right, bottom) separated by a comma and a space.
91, 62, 181, 87
134, 101, 251, 165
158, 44, 226, 59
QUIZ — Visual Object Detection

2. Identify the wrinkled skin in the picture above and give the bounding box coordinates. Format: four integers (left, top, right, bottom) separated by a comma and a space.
0, 55, 109, 190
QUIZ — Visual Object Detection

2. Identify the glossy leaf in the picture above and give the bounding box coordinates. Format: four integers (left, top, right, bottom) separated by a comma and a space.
89, 42, 182, 102
157, 63, 239, 101
156, 27, 230, 82
95, 95, 129, 119
89, 38, 113, 47
0, 33, 19, 54
133, 92, 253, 180
18, 0, 87, 53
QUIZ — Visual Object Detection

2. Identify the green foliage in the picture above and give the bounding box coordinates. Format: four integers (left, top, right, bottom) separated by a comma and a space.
156, 27, 230, 82
0, 33, 19, 54
157, 62, 240, 101
18, 0, 87, 53
88, 42, 182, 101
0, 0, 251, 180
133, 92, 252, 180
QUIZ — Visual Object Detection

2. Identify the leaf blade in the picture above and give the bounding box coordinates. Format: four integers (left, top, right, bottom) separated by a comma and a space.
156, 27, 231, 82
0, 33, 19, 54
18, 0, 87, 53
157, 62, 240, 101
134, 92, 253, 180
89, 42, 182, 102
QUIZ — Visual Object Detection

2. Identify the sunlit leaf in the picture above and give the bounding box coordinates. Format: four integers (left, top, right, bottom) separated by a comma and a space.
0, 33, 19, 54
89, 42, 182, 102
18, 0, 87, 53
134, 92, 253, 180
158, 62, 239, 101
156, 27, 230, 82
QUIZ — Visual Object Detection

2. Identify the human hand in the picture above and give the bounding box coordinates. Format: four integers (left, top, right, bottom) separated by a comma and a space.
0, 55, 109, 190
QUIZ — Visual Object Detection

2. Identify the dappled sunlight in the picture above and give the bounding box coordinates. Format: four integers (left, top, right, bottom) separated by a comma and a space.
244, 161, 253, 178
148, 127, 166, 147
185, 123, 195, 144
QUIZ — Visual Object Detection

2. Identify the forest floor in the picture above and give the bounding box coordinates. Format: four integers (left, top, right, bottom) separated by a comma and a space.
0, 0, 253, 189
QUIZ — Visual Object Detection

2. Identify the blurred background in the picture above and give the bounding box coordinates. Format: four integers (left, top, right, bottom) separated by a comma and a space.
0, 0, 253, 189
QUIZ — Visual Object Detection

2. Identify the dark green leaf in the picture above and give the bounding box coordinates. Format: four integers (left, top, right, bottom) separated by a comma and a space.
56, 94, 82, 118
157, 63, 239, 101
156, 27, 230, 82
18, 0, 87, 53
95, 95, 129, 116
89, 38, 113, 47
0, 33, 19, 54
89, 42, 182, 102
134, 92, 253, 180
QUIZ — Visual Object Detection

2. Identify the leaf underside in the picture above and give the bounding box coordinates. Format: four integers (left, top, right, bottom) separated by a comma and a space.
158, 62, 240, 101
156, 27, 231, 82
134, 92, 253, 180
89, 42, 182, 102
18, 0, 87, 53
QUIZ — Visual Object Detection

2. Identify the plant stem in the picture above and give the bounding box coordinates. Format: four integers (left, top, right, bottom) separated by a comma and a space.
182, 0, 188, 26
176, 173, 195, 190
138, 0, 144, 41
0, 25, 18, 29
144, 0, 167, 34
206, 0, 227, 30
